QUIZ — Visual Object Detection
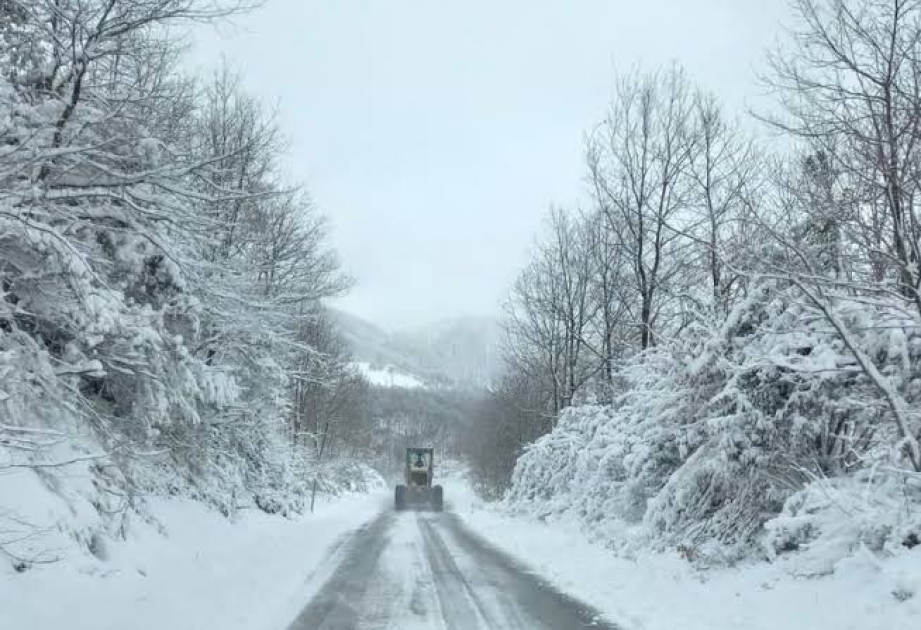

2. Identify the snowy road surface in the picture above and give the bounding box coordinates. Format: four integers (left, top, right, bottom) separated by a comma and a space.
287, 508, 618, 630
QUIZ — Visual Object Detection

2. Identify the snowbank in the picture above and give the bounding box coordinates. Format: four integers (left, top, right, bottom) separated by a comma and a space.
1, 449, 387, 630
1, 488, 386, 630
447, 474, 921, 630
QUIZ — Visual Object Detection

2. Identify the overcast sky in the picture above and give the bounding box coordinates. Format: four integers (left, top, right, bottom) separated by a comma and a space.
189, 0, 789, 330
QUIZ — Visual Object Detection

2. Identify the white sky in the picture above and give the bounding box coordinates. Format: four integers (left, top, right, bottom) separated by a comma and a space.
189, 0, 789, 330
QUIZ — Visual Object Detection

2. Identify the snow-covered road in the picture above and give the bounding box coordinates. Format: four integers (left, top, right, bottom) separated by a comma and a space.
287, 508, 618, 630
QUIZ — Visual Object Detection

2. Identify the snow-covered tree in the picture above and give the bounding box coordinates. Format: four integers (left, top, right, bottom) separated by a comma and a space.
1, 0, 364, 551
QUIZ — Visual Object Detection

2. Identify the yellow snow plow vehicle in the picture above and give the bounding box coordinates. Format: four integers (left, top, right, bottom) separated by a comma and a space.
394, 447, 443, 511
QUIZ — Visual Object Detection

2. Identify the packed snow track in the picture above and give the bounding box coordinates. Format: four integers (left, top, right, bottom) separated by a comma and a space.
287, 508, 618, 630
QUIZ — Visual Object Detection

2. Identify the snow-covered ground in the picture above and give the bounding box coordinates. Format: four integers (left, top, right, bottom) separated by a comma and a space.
1, 490, 386, 630
349, 361, 427, 388
446, 475, 921, 630
7, 469, 918, 630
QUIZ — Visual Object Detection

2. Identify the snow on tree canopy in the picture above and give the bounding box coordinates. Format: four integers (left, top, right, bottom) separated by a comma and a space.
1, 1, 359, 566
506, 281, 921, 559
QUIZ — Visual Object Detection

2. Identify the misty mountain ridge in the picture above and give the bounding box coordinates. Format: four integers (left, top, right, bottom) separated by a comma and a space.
328, 308, 501, 389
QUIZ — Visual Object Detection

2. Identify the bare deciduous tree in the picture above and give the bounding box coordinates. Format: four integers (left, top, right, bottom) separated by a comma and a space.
588, 65, 699, 349
689, 93, 761, 313
763, 0, 921, 312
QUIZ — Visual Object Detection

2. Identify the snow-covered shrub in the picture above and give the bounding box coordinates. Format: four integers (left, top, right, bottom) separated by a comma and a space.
507, 281, 921, 557
311, 460, 387, 496
764, 473, 921, 575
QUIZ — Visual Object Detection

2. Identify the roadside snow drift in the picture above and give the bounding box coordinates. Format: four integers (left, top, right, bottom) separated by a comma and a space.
1, 489, 385, 630
447, 475, 921, 630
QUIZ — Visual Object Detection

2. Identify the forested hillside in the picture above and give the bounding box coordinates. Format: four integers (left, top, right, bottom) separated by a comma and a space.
393, 316, 501, 388
471, 0, 921, 564
331, 307, 500, 389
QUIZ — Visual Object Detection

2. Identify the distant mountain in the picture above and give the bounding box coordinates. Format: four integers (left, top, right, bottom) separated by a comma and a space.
393, 316, 502, 389
327, 308, 445, 387
327, 308, 500, 390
